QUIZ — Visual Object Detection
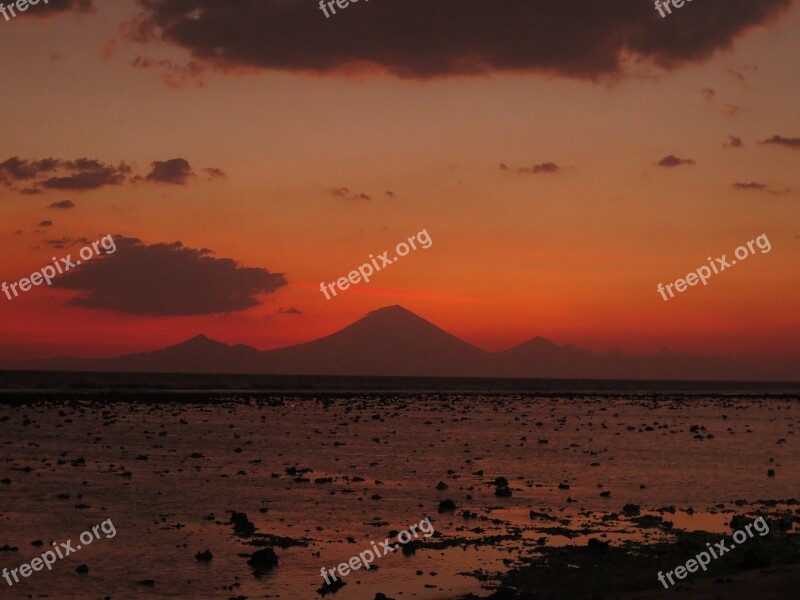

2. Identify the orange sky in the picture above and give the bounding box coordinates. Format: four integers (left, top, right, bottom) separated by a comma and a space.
1, 0, 799, 362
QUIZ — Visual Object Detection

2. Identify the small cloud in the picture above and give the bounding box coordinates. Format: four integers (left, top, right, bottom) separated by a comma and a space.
331, 187, 371, 201
145, 158, 194, 185
701, 87, 715, 101
278, 307, 303, 315
1, 157, 131, 192
723, 135, 743, 149
656, 155, 695, 168
37, 220, 53, 227
723, 104, 740, 117
732, 182, 790, 195
48, 200, 75, 210
101, 39, 119, 61
727, 65, 757, 89
0, 157, 61, 183
203, 167, 226, 180
385, 191, 395, 198
129, 56, 208, 89
41, 161, 131, 191
501, 162, 562, 174
44, 237, 90, 247
760, 135, 800, 149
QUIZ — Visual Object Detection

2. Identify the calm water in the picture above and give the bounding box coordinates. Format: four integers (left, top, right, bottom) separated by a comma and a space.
0, 382, 797, 599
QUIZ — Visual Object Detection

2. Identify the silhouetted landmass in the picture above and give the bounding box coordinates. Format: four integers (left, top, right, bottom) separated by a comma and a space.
11, 306, 799, 381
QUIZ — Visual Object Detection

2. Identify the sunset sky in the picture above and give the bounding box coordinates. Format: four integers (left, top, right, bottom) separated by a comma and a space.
1, 0, 798, 363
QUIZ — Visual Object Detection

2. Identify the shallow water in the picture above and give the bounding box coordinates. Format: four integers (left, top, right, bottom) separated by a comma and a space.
0, 394, 797, 599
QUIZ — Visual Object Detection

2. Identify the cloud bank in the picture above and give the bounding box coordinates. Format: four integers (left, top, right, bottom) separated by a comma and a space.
129, 0, 793, 80
53, 236, 288, 315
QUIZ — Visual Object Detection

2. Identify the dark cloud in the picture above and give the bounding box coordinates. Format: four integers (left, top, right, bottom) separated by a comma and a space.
37, 220, 53, 227
701, 87, 715, 101
45, 237, 91, 248
146, 158, 195, 184
1, 157, 131, 192
41, 161, 131, 191
0, 157, 60, 184
128, 0, 792, 80
760, 134, 800, 149
48, 200, 76, 209
1, 156, 212, 193
656, 155, 695, 168
17, 0, 94, 18
501, 162, 562, 175
278, 307, 303, 315
53, 236, 288, 315
723, 135, 744, 149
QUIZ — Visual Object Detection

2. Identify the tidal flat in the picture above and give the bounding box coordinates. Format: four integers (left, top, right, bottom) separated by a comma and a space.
1, 389, 798, 599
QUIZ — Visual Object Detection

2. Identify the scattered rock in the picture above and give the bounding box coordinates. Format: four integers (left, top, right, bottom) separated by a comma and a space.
248, 547, 279, 576
231, 511, 256, 536
195, 549, 213, 562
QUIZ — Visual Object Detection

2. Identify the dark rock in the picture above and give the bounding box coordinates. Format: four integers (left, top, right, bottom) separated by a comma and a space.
231, 511, 256, 536
317, 578, 345, 596
195, 549, 213, 562
495, 486, 512, 497
622, 503, 640, 516
248, 547, 279, 576
587, 538, 609, 553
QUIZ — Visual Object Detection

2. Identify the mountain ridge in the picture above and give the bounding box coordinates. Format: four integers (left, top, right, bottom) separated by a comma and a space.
13, 305, 797, 381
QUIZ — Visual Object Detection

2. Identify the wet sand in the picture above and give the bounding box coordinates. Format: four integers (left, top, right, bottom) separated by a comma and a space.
0, 392, 797, 599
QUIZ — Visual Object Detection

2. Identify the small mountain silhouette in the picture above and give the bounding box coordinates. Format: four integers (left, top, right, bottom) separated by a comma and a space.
16, 305, 795, 380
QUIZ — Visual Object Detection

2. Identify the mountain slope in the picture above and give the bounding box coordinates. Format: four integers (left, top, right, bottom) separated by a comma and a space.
24, 335, 265, 374
261, 305, 491, 376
